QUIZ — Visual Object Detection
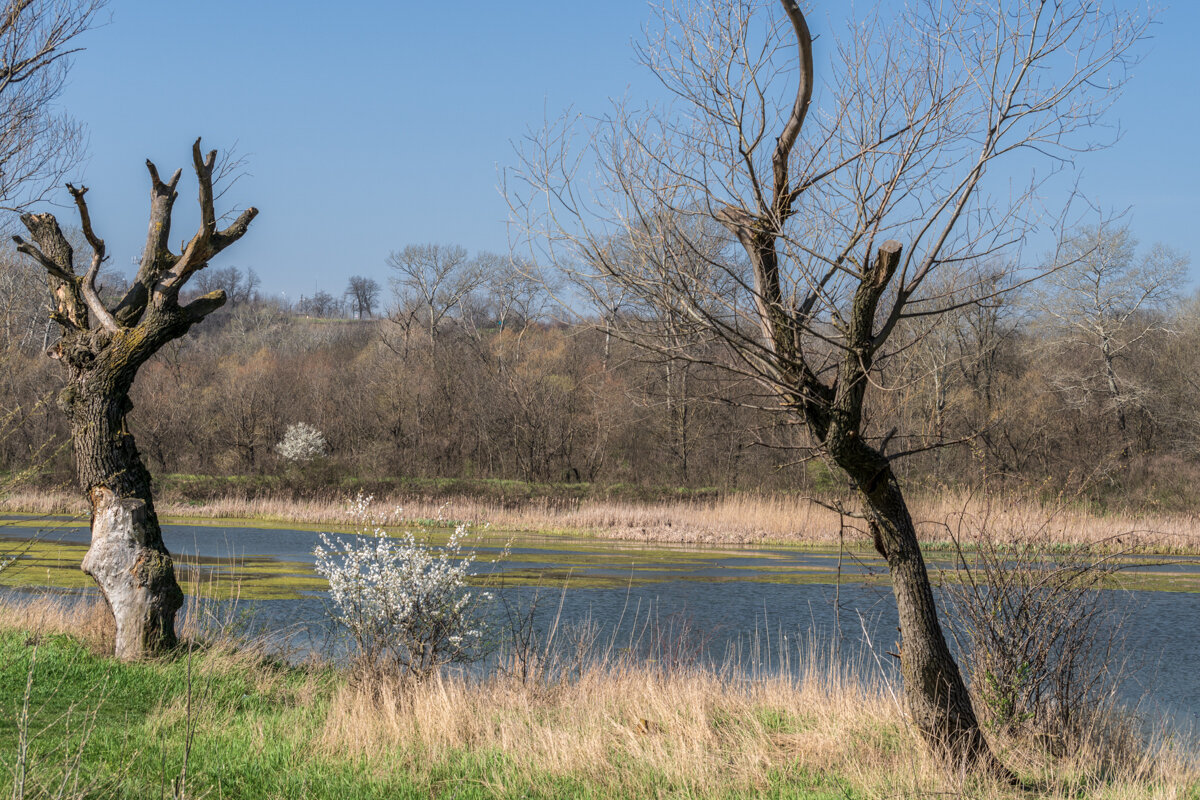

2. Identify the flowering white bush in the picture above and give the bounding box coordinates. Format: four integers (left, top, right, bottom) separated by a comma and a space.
314, 493, 493, 681
276, 422, 328, 463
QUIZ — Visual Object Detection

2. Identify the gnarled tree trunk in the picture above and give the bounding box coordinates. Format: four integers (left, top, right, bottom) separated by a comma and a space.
15, 139, 257, 659
69, 370, 181, 657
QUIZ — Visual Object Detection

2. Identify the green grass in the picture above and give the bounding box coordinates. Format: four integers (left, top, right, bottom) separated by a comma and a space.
0, 629, 866, 799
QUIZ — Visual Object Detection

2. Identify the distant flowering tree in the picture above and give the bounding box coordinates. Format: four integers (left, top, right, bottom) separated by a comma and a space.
275, 422, 327, 463
313, 493, 493, 681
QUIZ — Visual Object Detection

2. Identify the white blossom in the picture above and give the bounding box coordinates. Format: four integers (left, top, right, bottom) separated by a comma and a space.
314, 493, 493, 680
275, 422, 328, 463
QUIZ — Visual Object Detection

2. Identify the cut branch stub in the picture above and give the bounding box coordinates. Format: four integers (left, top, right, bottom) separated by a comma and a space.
113, 162, 182, 326
155, 139, 259, 299
14, 212, 89, 330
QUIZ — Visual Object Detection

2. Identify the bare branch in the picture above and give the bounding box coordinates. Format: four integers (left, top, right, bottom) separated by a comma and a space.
113, 161, 181, 325
181, 289, 226, 323
771, 0, 813, 216
66, 182, 117, 333
152, 138, 258, 300
13, 211, 87, 330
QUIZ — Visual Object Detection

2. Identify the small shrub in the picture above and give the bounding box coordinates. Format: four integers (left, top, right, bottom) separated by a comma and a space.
942, 506, 1129, 752
314, 493, 494, 683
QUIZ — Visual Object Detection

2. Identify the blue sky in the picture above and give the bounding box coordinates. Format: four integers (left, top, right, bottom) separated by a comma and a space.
43, 0, 1200, 297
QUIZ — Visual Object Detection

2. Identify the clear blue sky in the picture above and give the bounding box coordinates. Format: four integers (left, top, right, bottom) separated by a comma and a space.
44, 0, 1200, 297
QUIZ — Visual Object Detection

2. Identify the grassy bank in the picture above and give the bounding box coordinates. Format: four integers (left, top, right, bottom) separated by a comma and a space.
5, 482, 1200, 553
0, 597, 1195, 799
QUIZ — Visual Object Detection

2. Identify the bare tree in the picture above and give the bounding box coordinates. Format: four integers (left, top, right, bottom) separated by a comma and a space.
12, 139, 257, 659
480, 252, 550, 334
301, 289, 341, 318
345, 275, 380, 319
387, 243, 487, 346
1037, 223, 1187, 455
513, 0, 1145, 767
0, 0, 106, 210
193, 264, 260, 307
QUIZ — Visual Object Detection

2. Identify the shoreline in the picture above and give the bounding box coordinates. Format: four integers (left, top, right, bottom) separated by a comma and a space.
4, 486, 1200, 554
0, 596, 1194, 799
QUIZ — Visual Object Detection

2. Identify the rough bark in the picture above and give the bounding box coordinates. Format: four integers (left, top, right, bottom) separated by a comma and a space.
64, 358, 181, 657
827, 242, 994, 765
829, 432, 994, 764
14, 140, 257, 659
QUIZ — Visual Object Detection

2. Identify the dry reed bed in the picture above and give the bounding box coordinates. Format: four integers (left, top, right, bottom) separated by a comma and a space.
0, 593, 114, 652
5, 487, 1199, 551
323, 659, 902, 793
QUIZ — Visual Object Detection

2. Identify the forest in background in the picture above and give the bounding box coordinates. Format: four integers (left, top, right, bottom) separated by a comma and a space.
0, 228, 1193, 513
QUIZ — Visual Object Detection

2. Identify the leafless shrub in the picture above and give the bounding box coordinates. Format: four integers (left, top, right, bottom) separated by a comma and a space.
943, 505, 1134, 754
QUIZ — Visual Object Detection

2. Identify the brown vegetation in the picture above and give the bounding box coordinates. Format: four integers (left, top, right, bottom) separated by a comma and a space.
5, 487, 1198, 552
3, 251, 1197, 520
0, 594, 113, 653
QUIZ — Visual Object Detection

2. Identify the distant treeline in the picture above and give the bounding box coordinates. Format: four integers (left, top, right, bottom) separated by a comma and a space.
1, 234, 1196, 511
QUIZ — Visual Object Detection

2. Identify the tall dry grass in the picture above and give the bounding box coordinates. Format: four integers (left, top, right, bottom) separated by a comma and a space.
5, 486, 1199, 551
0, 592, 1193, 797
320, 645, 1197, 798
0, 595, 113, 653
323, 656, 887, 792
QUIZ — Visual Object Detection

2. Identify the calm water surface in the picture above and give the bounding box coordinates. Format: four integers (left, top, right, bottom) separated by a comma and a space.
2, 516, 1197, 733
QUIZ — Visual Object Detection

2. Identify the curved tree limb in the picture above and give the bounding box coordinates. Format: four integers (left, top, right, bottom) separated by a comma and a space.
67, 183, 118, 334
771, 0, 813, 220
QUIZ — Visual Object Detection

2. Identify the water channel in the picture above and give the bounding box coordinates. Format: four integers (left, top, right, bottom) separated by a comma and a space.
2, 515, 1198, 733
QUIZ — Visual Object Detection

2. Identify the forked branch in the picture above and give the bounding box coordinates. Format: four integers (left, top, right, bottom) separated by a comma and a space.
157, 138, 258, 297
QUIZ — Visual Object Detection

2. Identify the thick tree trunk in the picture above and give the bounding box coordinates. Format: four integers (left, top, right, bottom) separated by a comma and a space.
68, 377, 183, 659
864, 473, 989, 762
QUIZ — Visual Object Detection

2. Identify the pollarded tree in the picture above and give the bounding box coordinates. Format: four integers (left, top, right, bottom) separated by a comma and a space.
13, 139, 257, 659
514, 0, 1145, 768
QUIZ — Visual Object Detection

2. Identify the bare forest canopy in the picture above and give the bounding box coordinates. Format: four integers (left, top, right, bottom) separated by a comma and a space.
0, 229, 1193, 511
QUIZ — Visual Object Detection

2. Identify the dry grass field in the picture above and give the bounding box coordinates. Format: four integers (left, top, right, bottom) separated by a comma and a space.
5, 486, 1199, 552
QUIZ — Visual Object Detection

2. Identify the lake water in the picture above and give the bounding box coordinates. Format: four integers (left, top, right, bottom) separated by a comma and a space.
2, 515, 1198, 733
